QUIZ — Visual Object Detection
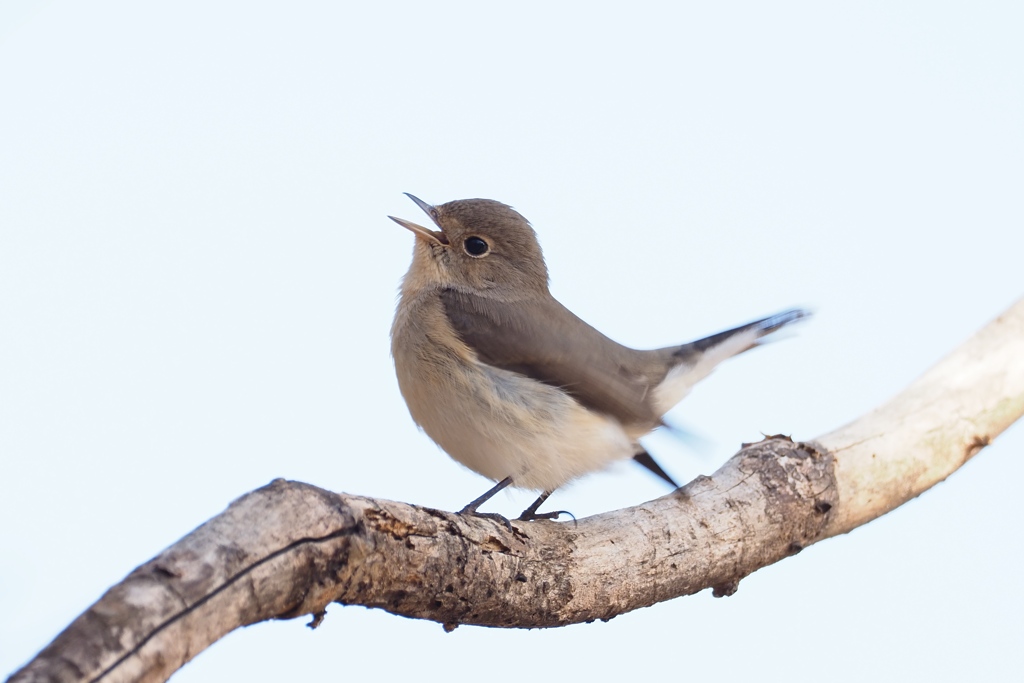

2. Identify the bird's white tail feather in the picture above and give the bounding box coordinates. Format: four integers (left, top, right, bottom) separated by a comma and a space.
650, 308, 810, 416
651, 328, 761, 415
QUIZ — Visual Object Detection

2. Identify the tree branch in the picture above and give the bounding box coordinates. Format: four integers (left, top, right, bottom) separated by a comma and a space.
9, 298, 1024, 683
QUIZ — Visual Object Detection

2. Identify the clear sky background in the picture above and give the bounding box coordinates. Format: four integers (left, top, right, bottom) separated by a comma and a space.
2, 2, 1022, 681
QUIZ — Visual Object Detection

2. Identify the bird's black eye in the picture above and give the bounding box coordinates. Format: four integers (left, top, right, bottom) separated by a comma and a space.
463, 236, 489, 257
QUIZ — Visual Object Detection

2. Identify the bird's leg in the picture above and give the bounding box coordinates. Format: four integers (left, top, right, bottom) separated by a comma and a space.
516, 491, 550, 519
516, 491, 574, 523
633, 449, 680, 488
459, 476, 513, 514
458, 476, 515, 528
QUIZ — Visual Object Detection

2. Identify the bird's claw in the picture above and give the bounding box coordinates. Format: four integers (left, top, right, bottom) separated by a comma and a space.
516, 509, 575, 523
458, 508, 514, 532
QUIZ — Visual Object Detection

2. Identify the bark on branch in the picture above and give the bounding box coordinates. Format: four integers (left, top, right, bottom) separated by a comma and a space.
10, 298, 1024, 683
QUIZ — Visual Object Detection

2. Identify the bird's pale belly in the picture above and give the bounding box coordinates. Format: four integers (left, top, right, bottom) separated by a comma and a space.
397, 353, 636, 491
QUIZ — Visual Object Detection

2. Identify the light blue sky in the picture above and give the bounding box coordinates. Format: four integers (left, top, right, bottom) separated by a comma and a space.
2, 2, 1022, 681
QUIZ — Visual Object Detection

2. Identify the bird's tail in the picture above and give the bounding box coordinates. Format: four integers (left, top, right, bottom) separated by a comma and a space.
650, 308, 811, 415
682, 308, 810, 355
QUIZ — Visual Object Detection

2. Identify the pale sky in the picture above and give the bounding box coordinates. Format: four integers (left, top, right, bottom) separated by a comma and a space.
2, 2, 1022, 681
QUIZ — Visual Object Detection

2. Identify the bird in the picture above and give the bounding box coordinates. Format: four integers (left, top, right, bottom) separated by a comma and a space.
388, 193, 809, 522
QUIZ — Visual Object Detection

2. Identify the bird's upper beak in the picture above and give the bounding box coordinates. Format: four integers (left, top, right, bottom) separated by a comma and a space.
388, 193, 449, 246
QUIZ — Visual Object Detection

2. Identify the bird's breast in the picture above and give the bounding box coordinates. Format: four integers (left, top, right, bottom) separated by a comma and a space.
391, 291, 636, 490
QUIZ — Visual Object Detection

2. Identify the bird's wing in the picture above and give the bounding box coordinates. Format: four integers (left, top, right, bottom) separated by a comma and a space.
440, 289, 664, 427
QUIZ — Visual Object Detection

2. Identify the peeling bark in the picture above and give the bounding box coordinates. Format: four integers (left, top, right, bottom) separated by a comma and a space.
8, 298, 1024, 683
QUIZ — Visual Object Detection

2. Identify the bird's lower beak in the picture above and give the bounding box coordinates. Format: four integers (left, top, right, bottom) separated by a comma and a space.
388, 216, 449, 245
389, 193, 450, 245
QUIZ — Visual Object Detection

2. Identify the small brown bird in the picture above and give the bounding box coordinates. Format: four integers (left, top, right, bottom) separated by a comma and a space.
389, 194, 808, 521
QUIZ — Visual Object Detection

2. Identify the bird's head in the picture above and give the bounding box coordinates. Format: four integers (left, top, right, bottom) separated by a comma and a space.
390, 194, 549, 297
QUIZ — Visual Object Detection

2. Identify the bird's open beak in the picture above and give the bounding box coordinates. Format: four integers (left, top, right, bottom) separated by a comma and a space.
388, 193, 449, 245
388, 216, 449, 245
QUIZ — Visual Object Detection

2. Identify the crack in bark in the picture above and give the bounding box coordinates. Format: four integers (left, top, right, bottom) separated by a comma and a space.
88, 526, 357, 683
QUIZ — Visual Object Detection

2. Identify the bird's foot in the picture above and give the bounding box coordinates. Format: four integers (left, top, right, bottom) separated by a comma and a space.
456, 477, 514, 530
516, 509, 576, 523
457, 506, 514, 531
